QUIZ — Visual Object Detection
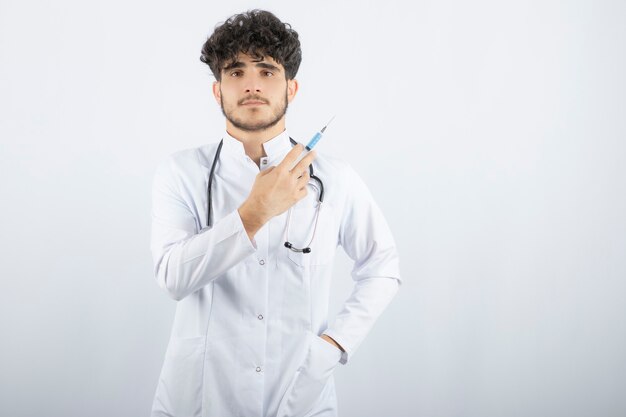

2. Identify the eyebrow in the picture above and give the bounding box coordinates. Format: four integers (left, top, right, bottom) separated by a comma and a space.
222, 61, 281, 73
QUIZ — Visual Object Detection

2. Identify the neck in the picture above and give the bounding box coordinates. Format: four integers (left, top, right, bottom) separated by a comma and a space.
226, 120, 286, 166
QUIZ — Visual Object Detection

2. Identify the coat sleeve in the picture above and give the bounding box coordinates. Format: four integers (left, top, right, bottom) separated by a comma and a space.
150, 157, 257, 301
322, 163, 402, 365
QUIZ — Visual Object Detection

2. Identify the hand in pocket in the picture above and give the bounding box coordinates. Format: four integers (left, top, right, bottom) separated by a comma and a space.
276, 332, 342, 417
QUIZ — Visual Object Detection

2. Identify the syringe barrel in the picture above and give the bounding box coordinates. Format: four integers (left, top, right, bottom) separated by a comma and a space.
306, 132, 323, 151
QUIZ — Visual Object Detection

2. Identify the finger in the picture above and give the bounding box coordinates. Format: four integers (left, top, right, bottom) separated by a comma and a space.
291, 150, 316, 175
277, 144, 305, 170
296, 170, 310, 188
296, 187, 308, 201
296, 167, 308, 179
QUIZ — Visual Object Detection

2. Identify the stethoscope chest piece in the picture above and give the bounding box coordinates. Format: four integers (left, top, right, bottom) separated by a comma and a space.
283, 198, 323, 254
284, 242, 312, 253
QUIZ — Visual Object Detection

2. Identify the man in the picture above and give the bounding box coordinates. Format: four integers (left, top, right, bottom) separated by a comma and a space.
150, 9, 401, 417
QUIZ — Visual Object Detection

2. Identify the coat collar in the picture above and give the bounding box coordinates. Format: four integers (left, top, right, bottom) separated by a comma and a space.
222, 129, 293, 163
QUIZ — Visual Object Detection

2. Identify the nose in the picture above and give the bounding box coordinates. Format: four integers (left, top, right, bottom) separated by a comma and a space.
243, 72, 263, 94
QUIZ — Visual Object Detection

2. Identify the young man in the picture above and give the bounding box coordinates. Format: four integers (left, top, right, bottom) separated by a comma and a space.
150, 9, 401, 417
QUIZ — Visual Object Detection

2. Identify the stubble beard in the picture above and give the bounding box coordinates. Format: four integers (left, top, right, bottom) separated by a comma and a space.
220, 89, 288, 132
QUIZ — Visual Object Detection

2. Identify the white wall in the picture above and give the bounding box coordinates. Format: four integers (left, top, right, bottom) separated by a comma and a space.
1, 0, 625, 416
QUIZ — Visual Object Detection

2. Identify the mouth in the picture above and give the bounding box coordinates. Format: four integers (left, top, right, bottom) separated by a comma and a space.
241, 100, 267, 106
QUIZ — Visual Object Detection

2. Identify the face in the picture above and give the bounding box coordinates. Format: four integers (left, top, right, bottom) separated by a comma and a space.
212, 52, 298, 132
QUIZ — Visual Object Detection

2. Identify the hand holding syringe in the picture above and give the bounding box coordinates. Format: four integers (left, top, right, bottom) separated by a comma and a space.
239, 116, 336, 235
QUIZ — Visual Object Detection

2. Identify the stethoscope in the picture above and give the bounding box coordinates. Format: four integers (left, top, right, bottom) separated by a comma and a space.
207, 137, 325, 254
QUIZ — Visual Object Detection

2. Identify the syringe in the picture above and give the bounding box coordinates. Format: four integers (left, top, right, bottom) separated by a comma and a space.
305, 115, 335, 151
292, 115, 336, 168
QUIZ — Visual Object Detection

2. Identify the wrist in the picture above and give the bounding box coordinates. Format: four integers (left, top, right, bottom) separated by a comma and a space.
321, 334, 344, 352
238, 200, 268, 238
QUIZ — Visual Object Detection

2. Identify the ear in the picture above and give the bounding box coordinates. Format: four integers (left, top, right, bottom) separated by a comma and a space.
287, 78, 299, 104
212, 81, 221, 105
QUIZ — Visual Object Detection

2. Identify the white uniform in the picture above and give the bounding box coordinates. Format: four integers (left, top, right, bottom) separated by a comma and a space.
150, 130, 401, 417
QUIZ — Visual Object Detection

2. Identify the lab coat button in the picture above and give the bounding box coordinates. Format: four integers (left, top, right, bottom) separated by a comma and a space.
256, 366, 262, 372
258, 314, 264, 320
259, 259, 265, 265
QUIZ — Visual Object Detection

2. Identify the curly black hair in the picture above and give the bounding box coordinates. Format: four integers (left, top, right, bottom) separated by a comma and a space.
200, 10, 302, 81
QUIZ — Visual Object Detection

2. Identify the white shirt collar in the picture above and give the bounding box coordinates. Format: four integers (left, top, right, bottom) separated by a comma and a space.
222, 129, 293, 162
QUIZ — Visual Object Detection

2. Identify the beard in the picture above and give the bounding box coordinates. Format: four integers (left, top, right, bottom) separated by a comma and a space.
220, 89, 288, 132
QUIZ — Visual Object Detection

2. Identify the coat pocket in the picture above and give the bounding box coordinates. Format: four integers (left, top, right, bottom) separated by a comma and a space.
276, 331, 342, 417
151, 337, 206, 417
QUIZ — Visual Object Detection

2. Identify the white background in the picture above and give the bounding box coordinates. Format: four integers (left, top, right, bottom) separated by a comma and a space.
1, 1, 625, 416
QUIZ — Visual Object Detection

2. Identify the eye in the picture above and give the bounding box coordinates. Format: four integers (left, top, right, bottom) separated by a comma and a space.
230, 70, 242, 77
263, 71, 274, 77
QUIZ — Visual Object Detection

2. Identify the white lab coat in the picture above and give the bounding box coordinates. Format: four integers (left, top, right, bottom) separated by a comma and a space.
150, 130, 401, 417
